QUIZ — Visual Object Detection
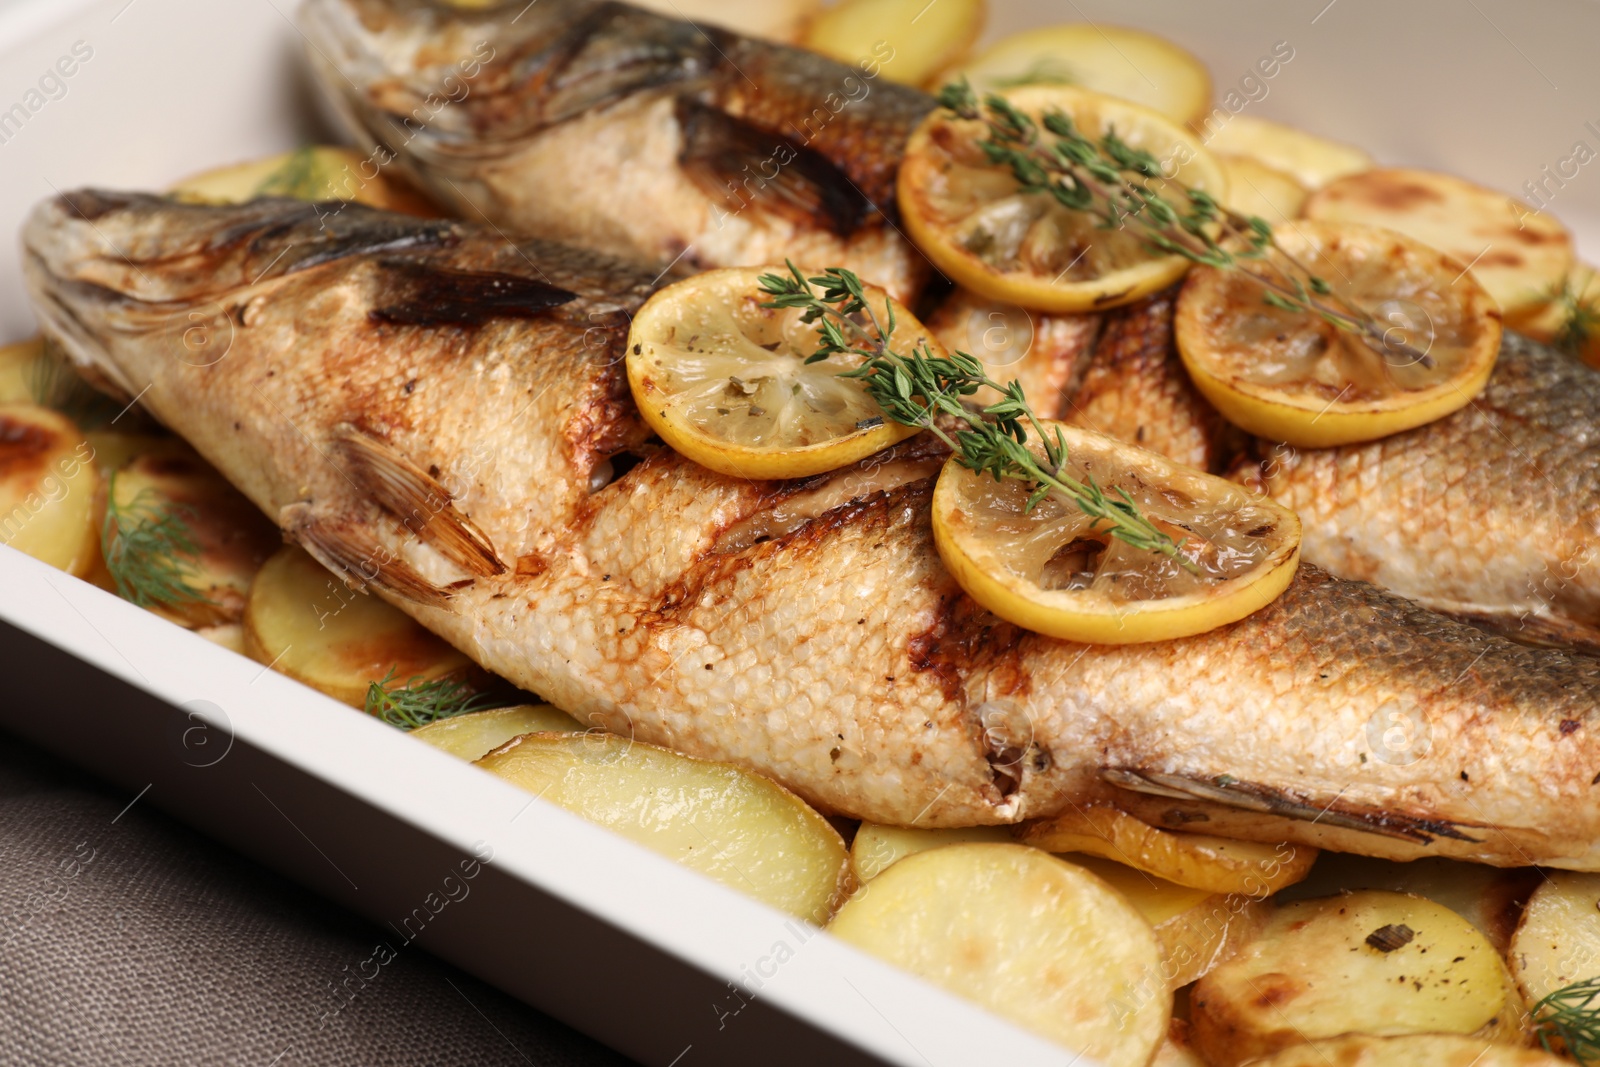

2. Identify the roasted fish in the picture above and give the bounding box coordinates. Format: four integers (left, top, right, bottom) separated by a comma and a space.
297, 0, 932, 300
24, 191, 1600, 870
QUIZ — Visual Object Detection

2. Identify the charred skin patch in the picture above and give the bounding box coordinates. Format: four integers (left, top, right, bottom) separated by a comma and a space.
368, 260, 577, 326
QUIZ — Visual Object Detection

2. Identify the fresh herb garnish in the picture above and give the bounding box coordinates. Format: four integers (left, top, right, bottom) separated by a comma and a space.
936, 80, 1433, 368
1546, 269, 1599, 360
101, 472, 212, 609
757, 261, 1193, 570
1533, 976, 1600, 1064
253, 145, 337, 201
365, 668, 499, 729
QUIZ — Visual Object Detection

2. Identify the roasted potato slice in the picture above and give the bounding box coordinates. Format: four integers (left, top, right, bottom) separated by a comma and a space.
939, 23, 1212, 126
829, 843, 1168, 1065
802, 0, 984, 87
1303, 167, 1574, 317
627, 0, 818, 42
1508, 870, 1600, 1008
1219, 153, 1307, 225
1192, 890, 1525, 1066
1057, 852, 1268, 989
83, 430, 191, 475
104, 453, 280, 627
243, 545, 475, 708
1151, 1022, 1207, 1067
1506, 265, 1600, 367
0, 403, 100, 577
479, 732, 852, 922
1248, 1033, 1565, 1066
1016, 804, 1315, 895
170, 145, 440, 216
412, 704, 583, 762
850, 823, 1012, 883
1201, 114, 1371, 188
1278, 852, 1539, 953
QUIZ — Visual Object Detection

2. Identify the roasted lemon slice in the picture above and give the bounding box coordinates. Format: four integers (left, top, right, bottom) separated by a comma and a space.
931, 421, 1300, 643
939, 23, 1213, 127
626, 267, 926, 480
1175, 220, 1502, 448
898, 86, 1226, 313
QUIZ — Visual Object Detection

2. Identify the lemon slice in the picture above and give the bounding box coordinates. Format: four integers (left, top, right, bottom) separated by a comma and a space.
939, 23, 1213, 127
625, 267, 926, 480
931, 421, 1300, 644
898, 86, 1226, 313
1175, 220, 1503, 448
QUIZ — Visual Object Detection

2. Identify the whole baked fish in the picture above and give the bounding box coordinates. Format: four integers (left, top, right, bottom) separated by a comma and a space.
1056, 289, 1600, 653
297, 0, 932, 300
24, 191, 1600, 870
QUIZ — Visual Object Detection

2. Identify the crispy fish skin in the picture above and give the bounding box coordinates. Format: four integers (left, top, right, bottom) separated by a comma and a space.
298, 0, 932, 300
23, 192, 1600, 869
1068, 290, 1600, 652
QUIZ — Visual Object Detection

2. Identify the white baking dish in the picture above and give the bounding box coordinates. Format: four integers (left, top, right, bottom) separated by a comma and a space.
1, 0, 1597, 1063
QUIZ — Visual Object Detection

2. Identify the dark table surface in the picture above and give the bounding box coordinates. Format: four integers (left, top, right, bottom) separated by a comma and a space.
0, 728, 637, 1066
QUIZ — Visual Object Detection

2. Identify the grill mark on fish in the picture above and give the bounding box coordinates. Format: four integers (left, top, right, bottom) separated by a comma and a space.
368, 260, 578, 326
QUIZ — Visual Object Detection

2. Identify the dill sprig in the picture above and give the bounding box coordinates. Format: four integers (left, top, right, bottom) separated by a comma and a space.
101, 472, 212, 609
937, 81, 1434, 368
365, 668, 499, 729
1546, 269, 1599, 360
253, 145, 337, 201
1533, 976, 1600, 1063
758, 261, 1193, 570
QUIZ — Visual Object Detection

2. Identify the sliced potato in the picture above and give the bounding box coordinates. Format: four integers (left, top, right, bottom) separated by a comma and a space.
412, 704, 583, 762
1016, 804, 1315, 895
1303, 167, 1574, 317
1278, 852, 1540, 953
1200, 114, 1371, 188
1248, 1033, 1564, 1066
479, 732, 851, 922
170, 145, 440, 215
1509, 870, 1600, 1007
0, 403, 100, 577
1057, 852, 1269, 989
849, 823, 1012, 883
830, 843, 1168, 1065
1219, 153, 1307, 225
1506, 264, 1600, 367
940, 23, 1212, 126
1192, 891, 1524, 1066
196, 622, 246, 655
83, 430, 191, 475
243, 545, 474, 708
105, 453, 280, 628
0, 338, 42, 404
627, 0, 818, 41
1151, 1021, 1208, 1067
802, 0, 984, 87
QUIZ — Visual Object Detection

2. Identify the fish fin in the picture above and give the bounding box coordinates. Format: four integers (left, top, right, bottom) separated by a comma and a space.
676, 98, 868, 235
1439, 606, 1600, 658
369, 260, 577, 327
1102, 767, 1483, 845
333, 425, 507, 578
283, 504, 465, 610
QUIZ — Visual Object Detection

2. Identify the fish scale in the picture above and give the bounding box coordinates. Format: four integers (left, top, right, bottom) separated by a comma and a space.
22, 190, 1600, 870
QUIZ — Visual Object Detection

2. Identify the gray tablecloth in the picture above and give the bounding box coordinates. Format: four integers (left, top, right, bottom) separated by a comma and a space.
0, 732, 635, 1066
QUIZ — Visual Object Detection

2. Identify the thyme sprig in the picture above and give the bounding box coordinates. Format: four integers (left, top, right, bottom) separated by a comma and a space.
937, 81, 1434, 369
101, 473, 212, 609
365, 668, 500, 729
758, 262, 1193, 570
1546, 269, 1599, 360
1533, 976, 1600, 1064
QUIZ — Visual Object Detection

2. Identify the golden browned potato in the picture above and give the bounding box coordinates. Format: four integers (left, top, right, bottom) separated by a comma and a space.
1016, 803, 1315, 895
1219, 153, 1307, 224
1191, 891, 1525, 1066
479, 732, 852, 922
1303, 168, 1574, 317
1506, 265, 1600, 367
0, 402, 99, 578
411, 704, 583, 761
1200, 114, 1372, 188
829, 843, 1168, 1066
1508, 870, 1600, 1009
170, 145, 440, 216
850, 822, 1012, 883
103, 453, 280, 627
1248, 1033, 1565, 1066
803, 0, 984, 87
243, 545, 475, 708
